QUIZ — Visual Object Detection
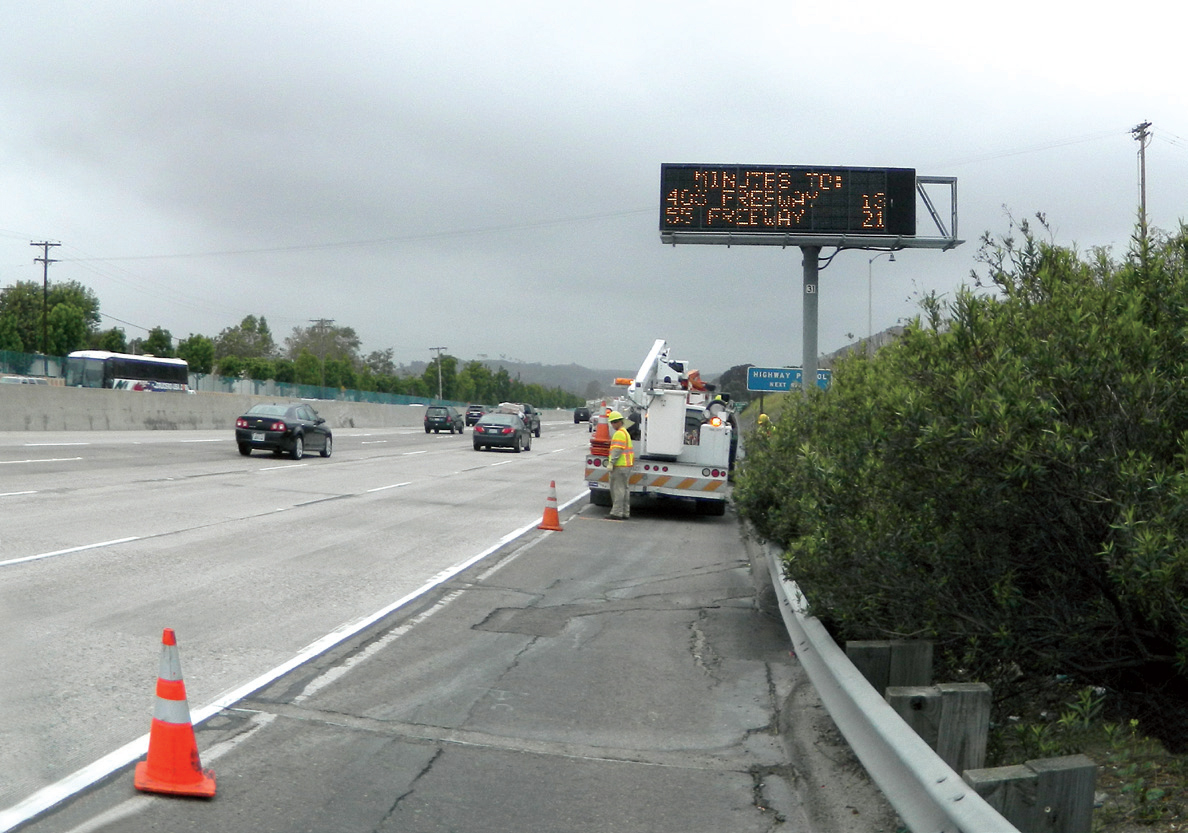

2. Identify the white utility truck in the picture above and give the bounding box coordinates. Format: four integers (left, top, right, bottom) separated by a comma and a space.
585, 339, 734, 516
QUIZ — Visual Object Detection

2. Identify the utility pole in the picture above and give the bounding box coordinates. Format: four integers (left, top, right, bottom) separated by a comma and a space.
310, 318, 334, 388
31, 241, 60, 366
429, 346, 447, 401
1132, 121, 1152, 244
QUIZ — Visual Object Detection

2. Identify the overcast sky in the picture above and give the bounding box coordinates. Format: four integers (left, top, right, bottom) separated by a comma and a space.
2, 1, 1185, 374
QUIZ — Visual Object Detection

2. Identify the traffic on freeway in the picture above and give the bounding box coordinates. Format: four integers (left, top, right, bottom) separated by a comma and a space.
0, 416, 590, 823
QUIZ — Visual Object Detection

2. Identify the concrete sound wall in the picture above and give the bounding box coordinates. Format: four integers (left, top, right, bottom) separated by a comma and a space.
0, 386, 542, 432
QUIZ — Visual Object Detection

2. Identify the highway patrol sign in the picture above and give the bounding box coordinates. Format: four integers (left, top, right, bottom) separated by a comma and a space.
746, 366, 832, 392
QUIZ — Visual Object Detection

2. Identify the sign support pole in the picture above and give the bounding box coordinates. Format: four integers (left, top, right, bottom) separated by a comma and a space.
801, 245, 820, 398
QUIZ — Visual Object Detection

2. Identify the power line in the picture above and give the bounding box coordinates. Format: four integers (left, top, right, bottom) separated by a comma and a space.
54, 207, 654, 265
938, 128, 1127, 168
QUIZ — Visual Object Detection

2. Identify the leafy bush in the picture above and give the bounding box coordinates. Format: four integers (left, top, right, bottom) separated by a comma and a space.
735, 219, 1188, 747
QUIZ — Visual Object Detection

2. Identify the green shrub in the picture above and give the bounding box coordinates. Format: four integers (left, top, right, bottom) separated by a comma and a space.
735, 219, 1188, 746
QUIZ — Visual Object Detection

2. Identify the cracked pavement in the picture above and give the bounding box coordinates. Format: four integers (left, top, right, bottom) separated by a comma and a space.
22, 502, 895, 833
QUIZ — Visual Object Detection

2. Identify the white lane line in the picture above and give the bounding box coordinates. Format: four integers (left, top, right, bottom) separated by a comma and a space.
179, 438, 223, 444
0, 490, 588, 832
0, 491, 36, 498
0, 537, 140, 569
0, 457, 84, 465
292, 590, 465, 703
6, 711, 280, 833
402, 450, 428, 456
366, 481, 412, 493
23, 442, 89, 447
259, 463, 308, 471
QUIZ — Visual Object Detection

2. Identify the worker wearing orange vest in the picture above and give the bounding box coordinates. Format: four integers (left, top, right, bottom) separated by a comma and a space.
607, 411, 634, 520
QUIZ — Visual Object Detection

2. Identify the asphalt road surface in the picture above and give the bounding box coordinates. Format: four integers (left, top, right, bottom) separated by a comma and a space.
1, 419, 893, 833
0, 419, 592, 818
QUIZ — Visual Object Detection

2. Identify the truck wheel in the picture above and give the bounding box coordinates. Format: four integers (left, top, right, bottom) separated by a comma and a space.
589, 489, 612, 507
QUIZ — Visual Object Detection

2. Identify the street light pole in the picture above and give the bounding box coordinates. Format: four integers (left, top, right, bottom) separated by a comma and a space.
867, 252, 895, 357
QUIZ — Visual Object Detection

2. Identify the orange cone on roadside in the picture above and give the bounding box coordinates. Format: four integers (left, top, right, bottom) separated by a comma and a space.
538, 480, 564, 531
134, 628, 216, 798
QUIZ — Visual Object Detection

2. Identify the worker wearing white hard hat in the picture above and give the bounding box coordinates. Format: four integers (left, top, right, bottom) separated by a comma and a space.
606, 410, 634, 520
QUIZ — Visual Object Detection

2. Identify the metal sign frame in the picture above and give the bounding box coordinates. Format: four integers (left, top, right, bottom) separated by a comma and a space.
659, 165, 963, 397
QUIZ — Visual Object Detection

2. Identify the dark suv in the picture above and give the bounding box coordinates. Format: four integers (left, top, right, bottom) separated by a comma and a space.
520, 404, 541, 438
573, 406, 591, 423
424, 406, 464, 434
465, 405, 485, 426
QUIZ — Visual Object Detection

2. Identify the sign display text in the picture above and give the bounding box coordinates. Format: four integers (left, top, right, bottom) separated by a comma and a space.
661, 164, 916, 238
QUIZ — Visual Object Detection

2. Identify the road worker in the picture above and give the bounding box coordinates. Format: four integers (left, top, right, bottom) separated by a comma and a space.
606, 411, 634, 520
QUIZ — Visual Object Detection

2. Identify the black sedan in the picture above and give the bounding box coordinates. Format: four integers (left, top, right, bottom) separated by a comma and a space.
235, 402, 333, 459
472, 413, 531, 452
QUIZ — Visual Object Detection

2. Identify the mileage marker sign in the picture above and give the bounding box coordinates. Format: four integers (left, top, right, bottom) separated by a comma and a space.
660, 164, 916, 239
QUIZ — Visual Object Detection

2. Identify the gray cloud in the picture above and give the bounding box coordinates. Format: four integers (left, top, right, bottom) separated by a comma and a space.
1, 1, 1186, 372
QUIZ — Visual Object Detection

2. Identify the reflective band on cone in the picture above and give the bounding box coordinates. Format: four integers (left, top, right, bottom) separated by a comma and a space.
133, 627, 216, 798
537, 480, 564, 531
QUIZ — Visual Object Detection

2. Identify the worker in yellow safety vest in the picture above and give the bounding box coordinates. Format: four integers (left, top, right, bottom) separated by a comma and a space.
607, 410, 634, 520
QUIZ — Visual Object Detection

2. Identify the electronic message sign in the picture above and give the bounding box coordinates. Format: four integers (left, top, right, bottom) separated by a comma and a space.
660, 164, 916, 242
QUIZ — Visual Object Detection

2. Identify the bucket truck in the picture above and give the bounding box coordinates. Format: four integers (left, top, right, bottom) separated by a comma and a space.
585, 339, 734, 516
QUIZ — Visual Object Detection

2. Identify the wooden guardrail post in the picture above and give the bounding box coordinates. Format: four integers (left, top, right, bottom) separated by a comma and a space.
937, 682, 991, 772
885, 682, 990, 772
885, 685, 941, 748
963, 754, 1096, 833
846, 639, 933, 694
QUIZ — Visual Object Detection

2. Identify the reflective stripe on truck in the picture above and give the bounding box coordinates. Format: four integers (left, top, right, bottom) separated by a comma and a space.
585, 459, 728, 496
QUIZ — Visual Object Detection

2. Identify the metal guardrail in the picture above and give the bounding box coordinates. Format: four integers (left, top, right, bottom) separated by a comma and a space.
764, 544, 1021, 833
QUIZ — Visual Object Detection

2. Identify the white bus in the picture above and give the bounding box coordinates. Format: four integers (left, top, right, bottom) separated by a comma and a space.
64, 351, 190, 392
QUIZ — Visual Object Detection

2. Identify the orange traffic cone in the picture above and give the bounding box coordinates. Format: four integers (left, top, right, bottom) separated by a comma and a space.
134, 628, 216, 798
593, 405, 610, 443
590, 407, 611, 458
538, 480, 564, 531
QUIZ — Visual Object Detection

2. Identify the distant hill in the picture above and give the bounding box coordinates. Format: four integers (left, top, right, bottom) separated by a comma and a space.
399, 359, 636, 401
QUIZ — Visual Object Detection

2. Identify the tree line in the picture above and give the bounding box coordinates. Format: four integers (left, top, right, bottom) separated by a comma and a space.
0, 281, 582, 407
734, 218, 1188, 749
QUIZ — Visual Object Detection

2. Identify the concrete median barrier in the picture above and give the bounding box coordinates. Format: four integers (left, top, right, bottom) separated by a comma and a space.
0, 386, 566, 432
